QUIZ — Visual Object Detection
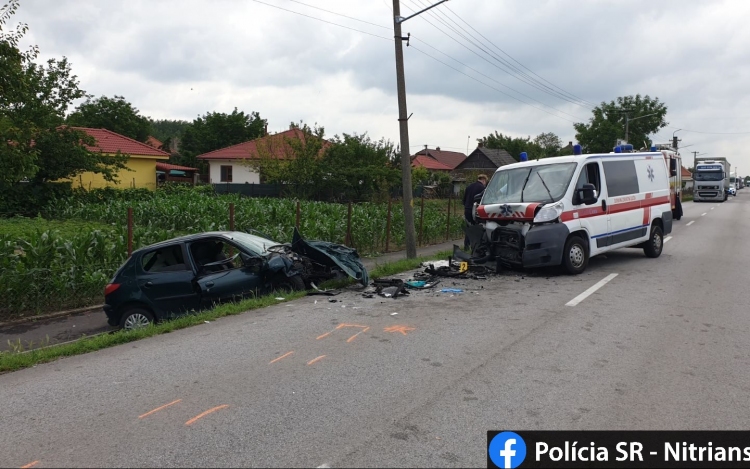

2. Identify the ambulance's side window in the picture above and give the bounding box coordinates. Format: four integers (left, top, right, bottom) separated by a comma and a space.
574, 163, 601, 204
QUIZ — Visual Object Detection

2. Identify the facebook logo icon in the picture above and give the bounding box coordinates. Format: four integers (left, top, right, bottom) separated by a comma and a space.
488, 431, 526, 469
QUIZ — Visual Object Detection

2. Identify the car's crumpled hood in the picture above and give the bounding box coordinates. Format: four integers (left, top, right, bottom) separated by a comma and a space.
291, 227, 369, 287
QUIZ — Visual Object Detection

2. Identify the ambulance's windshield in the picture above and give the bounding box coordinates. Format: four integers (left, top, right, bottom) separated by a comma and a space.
482, 162, 577, 205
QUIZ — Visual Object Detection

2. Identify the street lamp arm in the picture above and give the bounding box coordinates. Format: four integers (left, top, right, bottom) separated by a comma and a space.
395, 0, 449, 23
629, 111, 659, 122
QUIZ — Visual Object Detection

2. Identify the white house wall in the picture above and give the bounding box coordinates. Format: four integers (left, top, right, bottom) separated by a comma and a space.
207, 159, 260, 184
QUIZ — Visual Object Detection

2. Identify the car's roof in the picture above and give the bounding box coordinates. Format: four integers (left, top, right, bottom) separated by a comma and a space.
494, 152, 664, 173
132, 231, 278, 255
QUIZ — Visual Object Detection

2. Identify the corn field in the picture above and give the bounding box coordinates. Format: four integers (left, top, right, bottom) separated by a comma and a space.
1, 191, 465, 318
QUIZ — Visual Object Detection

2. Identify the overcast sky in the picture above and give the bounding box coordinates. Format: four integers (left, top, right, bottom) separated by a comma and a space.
14, 0, 750, 171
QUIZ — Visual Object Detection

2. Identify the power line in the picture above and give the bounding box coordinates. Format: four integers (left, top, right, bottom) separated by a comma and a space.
410, 44, 577, 123
404, 0, 594, 110
442, 4, 598, 109
286, 0, 391, 30
410, 36, 584, 121
249, 0, 393, 41
250, 0, 581, 124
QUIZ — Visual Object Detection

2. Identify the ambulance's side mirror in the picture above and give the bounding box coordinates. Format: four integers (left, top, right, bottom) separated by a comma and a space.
578, 183, 597, 205
669, 159, 677, 177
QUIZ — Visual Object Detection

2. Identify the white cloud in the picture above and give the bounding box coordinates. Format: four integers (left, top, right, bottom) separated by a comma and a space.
13, 0, 750, 171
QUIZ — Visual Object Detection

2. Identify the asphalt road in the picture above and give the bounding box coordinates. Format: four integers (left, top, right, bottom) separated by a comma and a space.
2, 194, 748, 468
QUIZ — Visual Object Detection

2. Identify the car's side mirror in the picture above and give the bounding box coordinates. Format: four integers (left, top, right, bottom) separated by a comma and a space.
473, 192, 483, 203
577, 183, 597, 205
669, 158, 677, 177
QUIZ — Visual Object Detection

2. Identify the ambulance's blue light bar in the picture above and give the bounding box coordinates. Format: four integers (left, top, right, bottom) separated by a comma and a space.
614, 146, 622, 153
573, 144, 582, 155
520, 152, 528, 161
650, 145, 657, 151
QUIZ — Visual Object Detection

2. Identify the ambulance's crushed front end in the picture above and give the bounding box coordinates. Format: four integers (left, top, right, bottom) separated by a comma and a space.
471, 160, 578, 270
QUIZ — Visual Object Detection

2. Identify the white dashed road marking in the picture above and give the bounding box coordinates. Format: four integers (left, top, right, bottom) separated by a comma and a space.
701, 213, 706, 216
566, 273, 619, 307
687, 221, 695, 226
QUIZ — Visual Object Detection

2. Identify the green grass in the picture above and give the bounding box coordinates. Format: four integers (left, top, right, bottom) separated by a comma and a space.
682, 194, 694, 202
0, 216, 112, 239
0, 249, 453, 374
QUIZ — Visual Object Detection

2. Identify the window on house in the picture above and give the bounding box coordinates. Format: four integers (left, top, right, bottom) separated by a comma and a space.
220, 165, 233, 182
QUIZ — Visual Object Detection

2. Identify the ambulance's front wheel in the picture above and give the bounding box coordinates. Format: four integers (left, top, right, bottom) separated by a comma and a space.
644, 225, 663, 258
562, 235, 588, 275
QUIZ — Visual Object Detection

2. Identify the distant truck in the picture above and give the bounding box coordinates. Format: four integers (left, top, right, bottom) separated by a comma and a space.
694, 157, 730, 202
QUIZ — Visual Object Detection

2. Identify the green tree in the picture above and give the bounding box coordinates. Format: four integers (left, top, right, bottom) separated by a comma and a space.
248, 123, 325, 200
319, 133, 400, 202
180, 108, 267, 168
67, 95, 152, 142
574, 95, 668, 153
0, 0, 127, 187
479, 132, 541, 160
32, 127, 127, 183
149, 118, 189, 142
533, 132, 563, 158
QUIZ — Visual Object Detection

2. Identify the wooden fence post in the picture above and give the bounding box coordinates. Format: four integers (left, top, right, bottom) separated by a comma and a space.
385, 197, 392, 253
346, 201, 353, 246
296, 200, 301, 230
446, 191, 452, 240
229, 203, 235, 231
419, 192, 425, 246
127, 207, 133, 257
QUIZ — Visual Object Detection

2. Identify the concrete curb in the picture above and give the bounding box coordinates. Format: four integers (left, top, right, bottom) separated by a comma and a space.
0, 304, 104, 329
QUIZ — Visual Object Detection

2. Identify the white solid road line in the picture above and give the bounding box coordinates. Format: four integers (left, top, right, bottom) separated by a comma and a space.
664, 236, 673, 243
566, 273, 619, 307
687, 221, 695, 226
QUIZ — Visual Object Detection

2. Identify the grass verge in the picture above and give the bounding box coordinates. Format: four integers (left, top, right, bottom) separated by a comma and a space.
0, 249, 454, 374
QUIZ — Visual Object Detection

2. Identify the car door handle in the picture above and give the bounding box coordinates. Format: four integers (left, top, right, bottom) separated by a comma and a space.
206, 281, 215, 288
144, 281, 153, 288
602, 200, 607, 212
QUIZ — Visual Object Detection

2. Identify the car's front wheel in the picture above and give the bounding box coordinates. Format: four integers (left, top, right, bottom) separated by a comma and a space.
643, 225, 663, 258
273, 274, 306, 293
119, 307, 154, 330
562, 235, 588, 275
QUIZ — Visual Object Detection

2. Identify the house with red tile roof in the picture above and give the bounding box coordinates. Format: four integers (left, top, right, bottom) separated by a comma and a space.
411, 146, 467, 170
196, 126, 326, 184
411, 154, 452, 172
68, 127, 169, 190
145, 136, 163, 150
682, 165, 694, 191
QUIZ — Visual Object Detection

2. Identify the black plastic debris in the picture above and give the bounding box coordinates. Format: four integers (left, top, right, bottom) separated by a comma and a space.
373, 278, 410, 299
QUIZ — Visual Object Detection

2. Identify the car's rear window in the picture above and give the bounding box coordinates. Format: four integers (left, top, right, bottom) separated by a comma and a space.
141, 245, 189, 273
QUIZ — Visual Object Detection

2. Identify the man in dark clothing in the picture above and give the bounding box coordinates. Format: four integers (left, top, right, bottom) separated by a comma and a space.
463, 174, 488, 250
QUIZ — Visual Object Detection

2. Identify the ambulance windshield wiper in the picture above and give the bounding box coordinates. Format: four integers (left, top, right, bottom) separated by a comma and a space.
520, 168, 533, 203
537, 172, 554, 203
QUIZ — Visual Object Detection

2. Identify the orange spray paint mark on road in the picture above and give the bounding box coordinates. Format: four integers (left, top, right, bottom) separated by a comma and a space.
269, 351, 294, 364
307, 355, 326, 365
317, 323, 369, 340
138, 399, 182, 419
346, 327, 370, 343
185, 405, 229, 426
384, 325, 416, 336
20, 461, 39, 469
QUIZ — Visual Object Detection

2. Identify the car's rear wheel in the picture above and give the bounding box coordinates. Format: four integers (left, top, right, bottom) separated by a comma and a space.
119, 307, 154, 330
273, 274, 306, 293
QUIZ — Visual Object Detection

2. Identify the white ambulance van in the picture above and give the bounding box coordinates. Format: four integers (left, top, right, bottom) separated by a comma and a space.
476, 144, 673, 274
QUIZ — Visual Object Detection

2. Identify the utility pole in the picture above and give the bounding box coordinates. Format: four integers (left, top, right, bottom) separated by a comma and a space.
392, 0, 450, 259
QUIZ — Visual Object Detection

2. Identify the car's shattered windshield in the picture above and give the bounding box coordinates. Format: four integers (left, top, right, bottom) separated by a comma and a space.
482, 163, 577, 205
229, 232, 278, 255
